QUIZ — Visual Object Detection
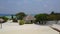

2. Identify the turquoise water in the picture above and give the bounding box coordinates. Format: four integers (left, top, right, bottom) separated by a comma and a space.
5, 16, 16, 19
0, 14, 35, 19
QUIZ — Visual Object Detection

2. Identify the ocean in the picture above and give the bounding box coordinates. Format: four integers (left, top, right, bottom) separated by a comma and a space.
0, 14, 16, 19
0, 14, 35, 19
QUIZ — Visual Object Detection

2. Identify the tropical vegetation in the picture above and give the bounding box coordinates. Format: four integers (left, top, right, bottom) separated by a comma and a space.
16, 12, 26, 20
34, 11, 60, 24
19, 20, 25, 25
0, 16, 8, 23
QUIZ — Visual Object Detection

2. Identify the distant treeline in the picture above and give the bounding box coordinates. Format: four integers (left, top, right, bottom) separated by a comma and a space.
35, 11, 60, 22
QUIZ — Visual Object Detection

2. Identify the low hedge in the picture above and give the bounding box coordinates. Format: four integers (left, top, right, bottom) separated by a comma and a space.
19, 20, 25, 25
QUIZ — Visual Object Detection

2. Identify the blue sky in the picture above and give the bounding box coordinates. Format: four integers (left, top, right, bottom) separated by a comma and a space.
0, 0, 60, 14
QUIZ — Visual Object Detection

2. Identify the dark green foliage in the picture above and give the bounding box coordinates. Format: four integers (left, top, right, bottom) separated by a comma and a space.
35, 14, 48, 24
0, 16, 8, 23
16, 12, 26, 20
35, 14, 48, 22
34, 11, 60, 24
47, 14, 57, 20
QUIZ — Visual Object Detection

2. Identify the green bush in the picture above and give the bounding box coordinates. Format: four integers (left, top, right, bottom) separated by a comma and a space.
3, 16, 8, 22
19, 20, 25, 25
0, 16, 8, 23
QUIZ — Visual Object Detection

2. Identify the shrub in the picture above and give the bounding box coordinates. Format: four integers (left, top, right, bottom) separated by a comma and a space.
16, 12, 26, 20
0, 16, 8, 23
13, 18, 18, 22
19, 20, 25, 25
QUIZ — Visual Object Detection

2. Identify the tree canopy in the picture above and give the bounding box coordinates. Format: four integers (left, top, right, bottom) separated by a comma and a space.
16, 12, 26, 20
35, 14, 48, 22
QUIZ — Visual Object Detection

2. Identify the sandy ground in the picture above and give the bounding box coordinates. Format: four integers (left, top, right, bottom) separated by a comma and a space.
0, 20, 59, 34
0, 24, 59, 34
52, 24, 60, 30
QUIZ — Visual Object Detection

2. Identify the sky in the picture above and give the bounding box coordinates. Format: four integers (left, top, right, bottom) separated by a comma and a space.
0, 0, 60, 14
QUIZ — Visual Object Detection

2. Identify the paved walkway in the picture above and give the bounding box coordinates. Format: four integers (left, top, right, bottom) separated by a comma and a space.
0, 23, 59, 34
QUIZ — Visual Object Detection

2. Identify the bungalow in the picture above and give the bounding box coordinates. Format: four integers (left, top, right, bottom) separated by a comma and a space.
23, 15, 36, 24
0, 18, 4, 23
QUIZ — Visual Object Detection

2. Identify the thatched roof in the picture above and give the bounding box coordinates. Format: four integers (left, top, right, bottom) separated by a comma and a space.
23, 15, 36, 20
0, 18, 4, 22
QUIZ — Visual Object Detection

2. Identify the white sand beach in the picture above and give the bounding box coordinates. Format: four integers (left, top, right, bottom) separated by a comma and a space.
0, 21, 59, 34
52, 24, 60, 30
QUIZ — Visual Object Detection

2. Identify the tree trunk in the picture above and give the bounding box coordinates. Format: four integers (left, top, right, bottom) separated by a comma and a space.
39, 21, 40, 24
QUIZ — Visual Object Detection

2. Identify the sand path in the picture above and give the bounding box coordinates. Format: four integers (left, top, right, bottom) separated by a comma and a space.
0, 23, 59, 34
